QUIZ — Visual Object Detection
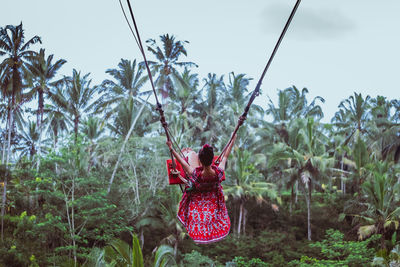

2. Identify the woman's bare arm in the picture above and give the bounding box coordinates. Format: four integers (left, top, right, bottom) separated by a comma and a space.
219, 134, 237, 171
167, 141, 194, 176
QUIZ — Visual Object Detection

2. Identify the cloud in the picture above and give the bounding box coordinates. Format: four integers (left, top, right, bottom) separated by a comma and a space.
261, 3, 356, 40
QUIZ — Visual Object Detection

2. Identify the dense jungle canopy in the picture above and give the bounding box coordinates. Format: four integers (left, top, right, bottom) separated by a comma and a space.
0, 23, 400, 266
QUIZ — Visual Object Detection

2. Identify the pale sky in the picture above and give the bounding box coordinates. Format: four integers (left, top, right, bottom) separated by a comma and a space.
2, 0, 400, 122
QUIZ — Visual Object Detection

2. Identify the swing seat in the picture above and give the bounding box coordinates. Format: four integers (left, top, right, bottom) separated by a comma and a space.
167, 156, 226, 185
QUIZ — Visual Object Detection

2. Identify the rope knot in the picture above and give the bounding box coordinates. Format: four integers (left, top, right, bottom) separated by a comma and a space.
238, 115, 246, 126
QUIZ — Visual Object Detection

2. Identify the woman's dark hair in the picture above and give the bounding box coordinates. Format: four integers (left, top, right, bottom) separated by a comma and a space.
199, 144, 214, 166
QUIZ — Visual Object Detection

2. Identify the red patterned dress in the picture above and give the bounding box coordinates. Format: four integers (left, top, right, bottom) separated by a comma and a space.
177, 165, 230, 244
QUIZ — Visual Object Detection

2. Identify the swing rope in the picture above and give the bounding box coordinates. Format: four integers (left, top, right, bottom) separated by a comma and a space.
120, 0, 179, 169
215, 0, 302, 164
120, 0, 302, 170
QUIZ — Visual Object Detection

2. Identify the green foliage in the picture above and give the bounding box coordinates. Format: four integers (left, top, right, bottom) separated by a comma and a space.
2, 22, 400, 267
180, 250, 215, 267
153, 245, 176, 267
232, 256, 269, 267
372, 244, 400, 266
289, 229, 380, 266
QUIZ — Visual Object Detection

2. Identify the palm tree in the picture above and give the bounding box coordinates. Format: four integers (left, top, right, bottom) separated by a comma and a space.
352, 134, 370, 194
24, 48, 66, 170
101, 233, 176, 267
108, 98, 151, 138
107, 96, 152, 193
82, 117, 104, 172
224, 148, 277, 236
267, 86, 324, 124
195, 73, 226, 145
44, 98, 71, 152
14, 120, 40, 161
368, 96, 400, 163
223, 71, 263, 132
332, 92, 371, 146
0, 67, 11, 164
269, 117, 333, 240
162, 68, 201, 147
170, 67, 199, 114
266, 86, 324, 144
146, 34, 197, 101
0, 22, 41, 241
392, 99, 400, 123
348, 162, 400, 249
0, 23, 41, 164
52, 69, 97, 143
158, 187, 186, 257
95, 58, 149, 120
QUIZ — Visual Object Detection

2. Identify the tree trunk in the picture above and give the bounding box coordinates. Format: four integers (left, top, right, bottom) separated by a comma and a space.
53, 129, 59, 174
1, 101, 9, 164
63, 178, 77, 267
233, 204, 237, 234
237, 201, 243, 236
1, 109, 8, 240
74, 116, 79, 144
6, 99, 13, 165
1, 120, 7, 163
242, 207, 247, 235
87, 144, 92, 173
290, 185, 294, 215
340, 159, 345, 194
1, 179, 6, 242
304, 185, 312, 241
108, 95, 150, 193
132, 162, 140, 205
37, 90, 44, 172
173, 239, 178, 258
140, 228, 144, 249
1, 99, 13, 242
71, 177, 77, 267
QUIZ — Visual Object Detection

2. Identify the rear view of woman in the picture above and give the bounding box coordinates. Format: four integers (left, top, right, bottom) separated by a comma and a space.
166, 135, 236, 244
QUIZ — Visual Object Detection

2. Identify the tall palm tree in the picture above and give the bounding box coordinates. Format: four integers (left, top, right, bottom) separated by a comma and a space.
266, 86, 324, 124
0, 22, 41, 241
107, 96, 152, 193
223, 72, 264, 132
224, 148, 277, 235
82, 117, 105, 172
332, 92, 371, 146
108, 98, 151, 138
170, 67, 199, 114
44, 98, 71, 152
0, 23, 41, 164
351, 134, 370, 194
266, 86, 324, 144
52, 69, 97, 143
14, 120, 39, 161
96, 58, 148, 120
24, 48, 66, 170
392, 99, 400, 123
0, 67, 11, 164
101, 233, 176, 267
225, 72, 252, 107
195, 73, 226, 145
348, 162, 400, 249
269, 117, 333, 240
368, 96, 400, 163
163, 68, 201, 147
146, 34, 197, 101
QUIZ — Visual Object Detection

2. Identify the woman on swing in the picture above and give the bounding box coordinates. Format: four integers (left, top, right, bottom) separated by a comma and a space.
166, 134, 237, 244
